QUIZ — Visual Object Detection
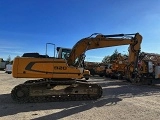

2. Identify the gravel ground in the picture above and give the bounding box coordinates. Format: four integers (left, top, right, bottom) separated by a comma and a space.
0, 71, 160, 120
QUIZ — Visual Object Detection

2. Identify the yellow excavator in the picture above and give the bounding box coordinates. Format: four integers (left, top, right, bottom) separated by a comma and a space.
138, 52, 160, 84
109, 53, 128, 79
11, 33, 142, 102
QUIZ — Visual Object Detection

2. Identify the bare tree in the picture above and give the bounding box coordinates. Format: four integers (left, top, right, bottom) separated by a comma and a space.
6, 55, 11, 62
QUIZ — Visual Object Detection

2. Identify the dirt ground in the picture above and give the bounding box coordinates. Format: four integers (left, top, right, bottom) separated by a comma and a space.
0, 71, 160, 120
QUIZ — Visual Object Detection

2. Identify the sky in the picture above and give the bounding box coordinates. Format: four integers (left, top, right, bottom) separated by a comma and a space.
0, 0, 160, 62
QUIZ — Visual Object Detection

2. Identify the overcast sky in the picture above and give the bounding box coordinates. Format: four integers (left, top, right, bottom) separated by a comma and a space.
0, 0, 160, 62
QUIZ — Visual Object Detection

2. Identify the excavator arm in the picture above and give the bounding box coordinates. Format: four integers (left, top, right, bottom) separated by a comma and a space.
67, 33, 142, 68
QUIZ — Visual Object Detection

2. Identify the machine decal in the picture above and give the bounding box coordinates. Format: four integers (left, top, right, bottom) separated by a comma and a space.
54, 66, 67, 70
25, 61, 78, 74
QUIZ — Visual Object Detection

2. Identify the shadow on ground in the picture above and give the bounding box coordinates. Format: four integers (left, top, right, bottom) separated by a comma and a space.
0, 93, 122, 119
0, 78, 160, 119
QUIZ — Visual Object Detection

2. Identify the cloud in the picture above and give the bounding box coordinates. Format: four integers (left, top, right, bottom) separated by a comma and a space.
85, 55, 104, 62
1, 50, 23, 54
0, 41, 24, 57
0, 46, 22, 50
86, 55, 104, 59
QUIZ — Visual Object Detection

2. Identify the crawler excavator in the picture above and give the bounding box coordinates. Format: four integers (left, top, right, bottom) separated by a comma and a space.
109, 53, 128, 79
11, 32, 142, 103
138, 52, 160, 84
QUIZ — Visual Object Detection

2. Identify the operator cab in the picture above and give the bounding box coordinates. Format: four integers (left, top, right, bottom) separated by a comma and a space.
56, 47, 71, 59
56, 47, 86, 67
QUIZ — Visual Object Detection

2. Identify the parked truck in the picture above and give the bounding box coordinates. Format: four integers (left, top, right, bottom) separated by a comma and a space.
0, 58, 8, 70
5, 64, 12, 74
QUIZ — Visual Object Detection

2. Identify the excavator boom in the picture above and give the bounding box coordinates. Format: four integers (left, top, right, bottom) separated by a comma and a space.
67, 33, 142, 68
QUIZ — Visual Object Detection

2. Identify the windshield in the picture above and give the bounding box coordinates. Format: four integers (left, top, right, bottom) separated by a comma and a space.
61, 49, 71, 59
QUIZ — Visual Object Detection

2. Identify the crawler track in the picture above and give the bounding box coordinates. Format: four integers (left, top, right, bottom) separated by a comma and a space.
11, 79, 103, 103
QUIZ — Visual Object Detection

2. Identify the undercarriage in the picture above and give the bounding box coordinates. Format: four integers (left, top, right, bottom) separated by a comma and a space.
11, 79, 103, 103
